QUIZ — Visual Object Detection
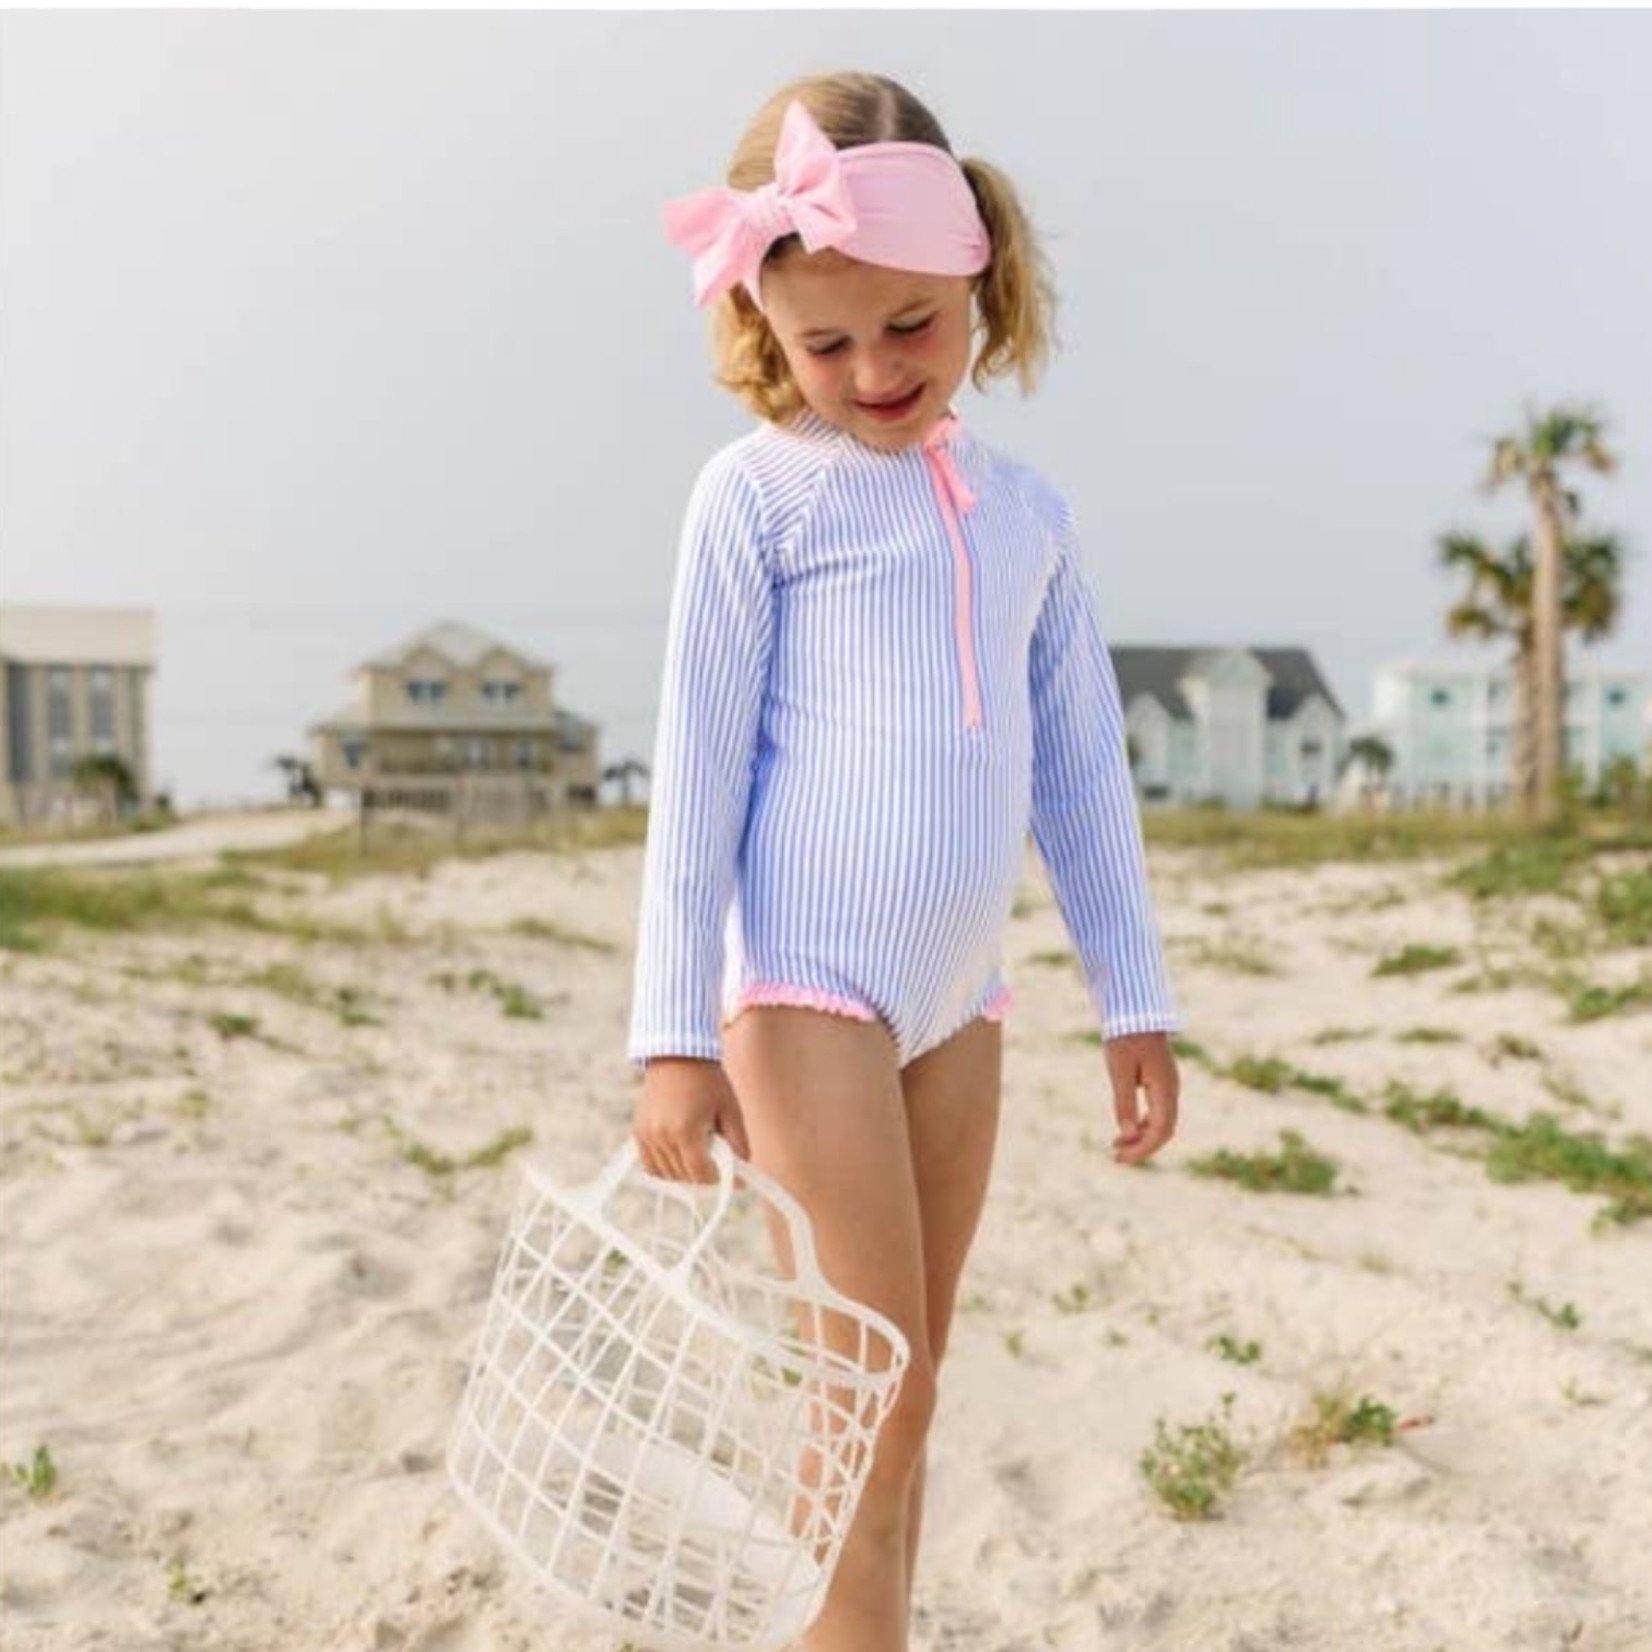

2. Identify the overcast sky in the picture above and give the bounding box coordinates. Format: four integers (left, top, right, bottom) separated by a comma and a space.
3, 9, 1649, 807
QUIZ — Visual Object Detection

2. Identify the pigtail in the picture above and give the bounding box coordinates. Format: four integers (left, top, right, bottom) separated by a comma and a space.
960, 156, 1060, 396
711, 283, 805, 424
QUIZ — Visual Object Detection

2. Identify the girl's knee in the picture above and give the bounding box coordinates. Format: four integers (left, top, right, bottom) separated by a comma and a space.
866, 1356, 938, 1489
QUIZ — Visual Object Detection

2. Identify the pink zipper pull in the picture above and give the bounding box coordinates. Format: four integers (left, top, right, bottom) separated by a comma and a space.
922, 413, 978, 513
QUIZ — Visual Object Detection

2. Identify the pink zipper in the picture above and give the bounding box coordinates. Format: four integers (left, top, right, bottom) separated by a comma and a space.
921, 416, 983, 730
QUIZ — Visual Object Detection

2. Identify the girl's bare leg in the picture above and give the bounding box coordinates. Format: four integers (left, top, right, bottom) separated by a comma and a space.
722, 1007, 933, 1652
896, 1014, 1004, 1606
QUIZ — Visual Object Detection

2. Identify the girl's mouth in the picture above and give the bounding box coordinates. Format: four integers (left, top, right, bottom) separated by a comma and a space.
856, 385, 925, 422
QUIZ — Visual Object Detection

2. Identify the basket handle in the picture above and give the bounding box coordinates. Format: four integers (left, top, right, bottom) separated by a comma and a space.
574, 1134, 829, 1292
569, 1134, 738, 1281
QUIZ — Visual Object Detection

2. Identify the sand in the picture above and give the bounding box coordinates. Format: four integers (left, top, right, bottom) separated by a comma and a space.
2, 819, 1649, 1651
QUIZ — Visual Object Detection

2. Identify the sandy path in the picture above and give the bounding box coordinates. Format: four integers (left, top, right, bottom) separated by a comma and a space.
0, 808, 355, 871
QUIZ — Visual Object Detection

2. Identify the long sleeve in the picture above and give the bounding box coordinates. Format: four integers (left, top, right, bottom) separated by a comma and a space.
1028, 492, 1182, 1040
626, 448, 776, 1067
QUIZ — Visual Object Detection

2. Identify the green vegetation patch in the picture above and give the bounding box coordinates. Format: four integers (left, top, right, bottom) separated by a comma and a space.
226, 808, 650, 885
381, 1117, 534, 1177
1595, 866, 1652, 945
1382, 1080, 1651, 1228
1187, 1129, 1340, 1196
1560, 971, 1652, 1022
1372, 943, 1462, 977
1381, 1080, 1501, 1135
0, 863, 376, 952
7, 1443, 57, 1499
1286, 1389, 1398, 1467
1208, 1333, 1261, 1366
1222, 1054, 1364, 1113
1445, 836, 1593, 900
1143, 805, 1652, 873
1139, 1393, 1246, 1521
1507, 1279, 1582, 1331
508, 916, 617, 954
1485, 1113, 1652, 1228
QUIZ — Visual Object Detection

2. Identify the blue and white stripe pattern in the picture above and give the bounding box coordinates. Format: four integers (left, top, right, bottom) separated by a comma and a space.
627, 405, 1181, 1068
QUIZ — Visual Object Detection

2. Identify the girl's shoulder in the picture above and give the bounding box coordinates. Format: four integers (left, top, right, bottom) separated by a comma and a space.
682, 411, 847, 561
970, 434, 1078, 548
689, 410, 846, 491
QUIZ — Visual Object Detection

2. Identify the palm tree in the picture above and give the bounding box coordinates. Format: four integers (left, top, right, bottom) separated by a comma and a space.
273, 754, 324, 807
1344, 734, 1394, 810
601, 757, 651, 807
70, 752, 139, 822
1481, 404, 1618, 824
1439, 528, 1624, 814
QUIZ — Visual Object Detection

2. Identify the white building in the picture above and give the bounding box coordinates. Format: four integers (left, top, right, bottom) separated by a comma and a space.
1364, 657, 1650, 809
0, 604, 159, 826
1113, 645, 1347, 809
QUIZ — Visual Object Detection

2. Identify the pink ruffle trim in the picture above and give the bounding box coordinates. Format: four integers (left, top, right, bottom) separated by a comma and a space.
980, 983, 1014, 1022
723, 980, 1014, 1031
724, 982, 879, 1025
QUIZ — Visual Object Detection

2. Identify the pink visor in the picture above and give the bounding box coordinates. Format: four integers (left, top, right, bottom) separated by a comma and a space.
662, 99, 993, 313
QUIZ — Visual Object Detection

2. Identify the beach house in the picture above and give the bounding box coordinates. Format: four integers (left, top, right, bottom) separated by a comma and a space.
1111, 645, 1346, 809
1364, 658, 1650, 809
0, 604, 158, 826
307, 621, 600, 815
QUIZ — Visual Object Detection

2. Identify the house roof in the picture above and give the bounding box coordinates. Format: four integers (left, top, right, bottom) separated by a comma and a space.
363, 620, 549, 673
0, 604, 158, 667
1111, 646, 1345, 721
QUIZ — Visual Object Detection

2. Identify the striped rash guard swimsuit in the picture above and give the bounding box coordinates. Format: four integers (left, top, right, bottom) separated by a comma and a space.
626, 404, 1181, 1071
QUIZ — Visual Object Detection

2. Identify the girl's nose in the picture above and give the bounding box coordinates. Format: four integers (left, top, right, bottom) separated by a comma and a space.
852, 354, 910, 399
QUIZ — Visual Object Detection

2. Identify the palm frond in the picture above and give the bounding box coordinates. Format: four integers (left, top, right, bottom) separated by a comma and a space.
1563, 531, 1625, 641
1443, 600, 1509, 642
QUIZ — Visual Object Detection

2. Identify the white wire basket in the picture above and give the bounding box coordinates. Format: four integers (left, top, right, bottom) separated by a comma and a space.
446, 1132, 911, 1651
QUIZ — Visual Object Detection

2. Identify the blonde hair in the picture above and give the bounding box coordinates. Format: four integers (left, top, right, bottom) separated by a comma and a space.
705, 73, 1059, 423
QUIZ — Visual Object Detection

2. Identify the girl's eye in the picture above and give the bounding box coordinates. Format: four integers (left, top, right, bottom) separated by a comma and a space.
805, 316, 935, 358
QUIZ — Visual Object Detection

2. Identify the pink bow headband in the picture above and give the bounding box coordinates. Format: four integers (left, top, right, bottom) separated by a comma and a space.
661, 99, 993, 314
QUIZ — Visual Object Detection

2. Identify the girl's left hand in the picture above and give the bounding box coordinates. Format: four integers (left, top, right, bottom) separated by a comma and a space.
1103, 1031, 1179, 1165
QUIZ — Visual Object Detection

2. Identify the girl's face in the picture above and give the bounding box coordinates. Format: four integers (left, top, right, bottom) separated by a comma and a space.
758, 248, 975, 452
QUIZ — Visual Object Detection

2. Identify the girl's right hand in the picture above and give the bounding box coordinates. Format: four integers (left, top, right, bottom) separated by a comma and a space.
633, 1057, 751, 1183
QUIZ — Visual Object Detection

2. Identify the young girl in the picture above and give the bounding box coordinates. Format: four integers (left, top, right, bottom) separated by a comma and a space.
628, 71, 1181, 1652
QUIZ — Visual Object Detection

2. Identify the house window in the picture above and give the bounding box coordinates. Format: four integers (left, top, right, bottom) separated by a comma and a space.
406, 678, 448, 705
340, 737, 367, 770
514, 739, 534, 769
1607, 686, 1628, 707
1300, 739, 1322, 759
48, 666, 73, 739
483, 680, 523, 706
1429, 688, 1451, 708
464, 737, 487, 768
90, 666, 115, 744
